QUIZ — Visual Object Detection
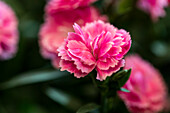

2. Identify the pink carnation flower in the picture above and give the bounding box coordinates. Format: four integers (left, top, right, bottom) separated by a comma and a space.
118, 55, 167, 113
0, 1, 19, 60
58, 20, 131, 81
137, 0, 168, 21
46, 0, 97, 14
39, 7, 107, 68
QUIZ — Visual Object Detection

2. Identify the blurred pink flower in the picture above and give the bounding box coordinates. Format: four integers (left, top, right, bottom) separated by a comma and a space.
58, 20, 131, 81
137, 0, 168, 21
46, 0, 97, 14
118, 55, 167, 113
0, 1, 19, 60
39, 7, 107, 68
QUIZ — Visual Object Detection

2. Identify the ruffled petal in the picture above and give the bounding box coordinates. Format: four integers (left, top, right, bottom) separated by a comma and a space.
97, 58, 118, 70
60, 59, 87, 78
74, 59, 95, 73
67, 32, 85, 43
92, 31, 105, 58
96, 59, 125, 81
58, 45, 72, 61
67, 40, 95, 65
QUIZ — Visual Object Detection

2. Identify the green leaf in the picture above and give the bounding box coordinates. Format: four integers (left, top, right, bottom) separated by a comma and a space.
117, 69, 131, 87
76, 103, 100, 113
120, 88, 130, 93
45, 87, 82, 111
112, 69, 129, 81
45, 87, 71, 106
112, 69, 131, 87
0, 70, 68, 90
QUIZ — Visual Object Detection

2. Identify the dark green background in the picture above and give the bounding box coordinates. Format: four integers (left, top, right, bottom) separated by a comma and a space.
0, 0, 170, 113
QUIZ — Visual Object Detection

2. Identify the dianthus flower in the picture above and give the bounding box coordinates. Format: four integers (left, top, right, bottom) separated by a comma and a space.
39, 7, 107, 68
46, 0, 97, 14
0, 1, 19, 60
118, 55, 167, 113
58, 20, 131, 81
137, 0, 168, 21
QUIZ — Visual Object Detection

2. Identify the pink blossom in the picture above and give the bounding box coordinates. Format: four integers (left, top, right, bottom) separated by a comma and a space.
0, 1, 19, 60
118, 55, 167, 113
46, 0, 97, 14
58, 20, 131, 81
137, 0, 168, 21
39, 7, 107, 68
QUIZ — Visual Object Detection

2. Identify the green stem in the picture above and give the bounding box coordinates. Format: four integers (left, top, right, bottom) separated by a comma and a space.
90, 74, 98, 88
90, 72, 117, 113
101, 92, 109, 113
100, 83, 117, 113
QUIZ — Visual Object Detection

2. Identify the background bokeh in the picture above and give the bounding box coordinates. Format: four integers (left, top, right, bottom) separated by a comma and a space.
0, 0, 170, 113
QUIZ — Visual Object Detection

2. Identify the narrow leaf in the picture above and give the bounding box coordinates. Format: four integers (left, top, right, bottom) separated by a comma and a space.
0, 70, 68, 89
112, 69, 130, 81
45, 87, 71, 106
45, 87, 82, 111
118, 69, 131, 87
76, 103, 100, 113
